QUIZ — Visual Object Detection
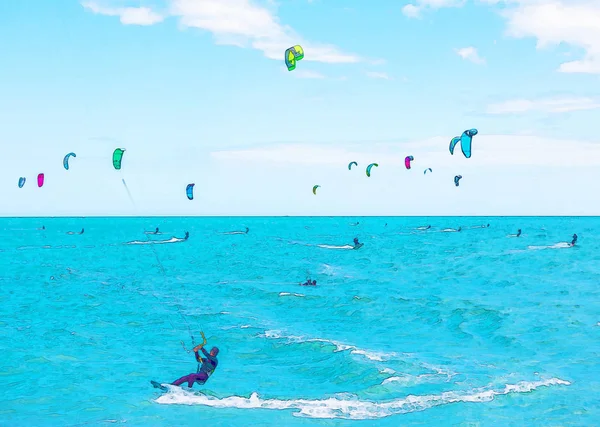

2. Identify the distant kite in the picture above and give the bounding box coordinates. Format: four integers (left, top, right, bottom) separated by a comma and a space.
18, 177, 26, 188
366, 163, 378, 177
113, 148, 125, 170
186, 183, 195, 200
454, 175, 462, 187
449, 129, 478, 158
312, 185, 320, 195
285, 45, 304, 71
405, 156, 414, 170
348, 161, 358, 170
63, 152, 76, 170
424, 168, 432, 174
37, 173, 44, 187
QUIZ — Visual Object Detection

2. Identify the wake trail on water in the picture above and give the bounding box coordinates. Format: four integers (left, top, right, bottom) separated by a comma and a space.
527, 242, 572, 250
125, 237, 185, 245
316, 244, 355, 250
154, 378, 570, 419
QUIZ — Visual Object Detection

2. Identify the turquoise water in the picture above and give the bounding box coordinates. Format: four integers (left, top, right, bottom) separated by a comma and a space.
1, 216, 598, 426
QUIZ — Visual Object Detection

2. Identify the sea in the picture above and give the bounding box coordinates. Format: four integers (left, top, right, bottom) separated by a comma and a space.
1, 216, 598, 426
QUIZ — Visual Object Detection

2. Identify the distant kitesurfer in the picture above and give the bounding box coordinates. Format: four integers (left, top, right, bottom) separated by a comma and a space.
153, 228, 159, 234
301, 279, 316, 286
570, 234, 578, 246
184, 231, 189, 240
79, 228, 84, 234
171, 332, 219, 388
353, 237, 361, 247
516, 229, 522, 237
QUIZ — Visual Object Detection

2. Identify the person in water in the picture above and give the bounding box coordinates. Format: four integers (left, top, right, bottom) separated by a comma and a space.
184, 231, 189, 240
79, 228, 84, 234
172, 332, 218, 388
353, 237, 361, 247
571, 234, 578, 246
516, 229, 522, 237
301, 279, 316, 286
245, 227, 249, 234
154, 227, 159, 234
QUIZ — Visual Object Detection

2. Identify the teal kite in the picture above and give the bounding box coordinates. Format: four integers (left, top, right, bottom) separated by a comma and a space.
366, 163, 378, 177
348, 161, 358, 170
63, 152, 76, 170
449, 129, 478, 158
312, 185, 320, 195
113, 148, 125, 170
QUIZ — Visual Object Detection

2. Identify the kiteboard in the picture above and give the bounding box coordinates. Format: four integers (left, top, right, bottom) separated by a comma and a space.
353, 243, 364, 250
150, 380, 168, 392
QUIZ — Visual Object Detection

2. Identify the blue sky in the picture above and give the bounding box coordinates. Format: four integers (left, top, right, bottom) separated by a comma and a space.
0, 0, 599, 216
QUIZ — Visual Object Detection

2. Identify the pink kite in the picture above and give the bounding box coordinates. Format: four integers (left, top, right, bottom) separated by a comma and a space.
37, 173, 44, 187
405, 156, 414, 170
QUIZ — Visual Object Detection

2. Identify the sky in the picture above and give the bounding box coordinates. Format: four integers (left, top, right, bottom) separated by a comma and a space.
0, 0, 599, 216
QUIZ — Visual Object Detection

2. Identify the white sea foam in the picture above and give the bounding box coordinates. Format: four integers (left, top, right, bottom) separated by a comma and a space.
155, 378, 570, 419
259, 330, 395, 362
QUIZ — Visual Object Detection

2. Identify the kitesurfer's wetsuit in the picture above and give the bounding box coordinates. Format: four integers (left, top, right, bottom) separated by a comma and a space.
172, 347, 218, 387
571, 234, 578, 246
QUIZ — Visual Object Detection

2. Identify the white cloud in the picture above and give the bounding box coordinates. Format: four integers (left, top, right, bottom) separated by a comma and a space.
366, 71, 391, 80
402, 4, 421, 18
81, 1, 164, 25
82, 0, 363, 65
455, 47, 486, 64
403, 0, 600, 74
485, 0, 600, 74
487, 97, 600, 114
402, 0, 466, 18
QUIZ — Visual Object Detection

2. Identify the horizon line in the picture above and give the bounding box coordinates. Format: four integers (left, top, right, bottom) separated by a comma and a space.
0, 215, 598, 219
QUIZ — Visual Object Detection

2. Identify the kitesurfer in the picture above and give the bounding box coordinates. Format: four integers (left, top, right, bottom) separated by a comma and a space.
516, 229, 522, 237
570, 234, 578, 246
153, 227, 159, 234
353, 237, 361, 247
184, 231, 189, 240
79, 228, 84, 234
301, 279, 316, 286
171, 332, 219, 388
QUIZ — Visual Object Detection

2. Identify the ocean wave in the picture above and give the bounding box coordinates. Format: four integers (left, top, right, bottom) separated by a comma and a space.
154, 378, 570, 419
279, 292, 305, 297
259, 330, 395, 362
